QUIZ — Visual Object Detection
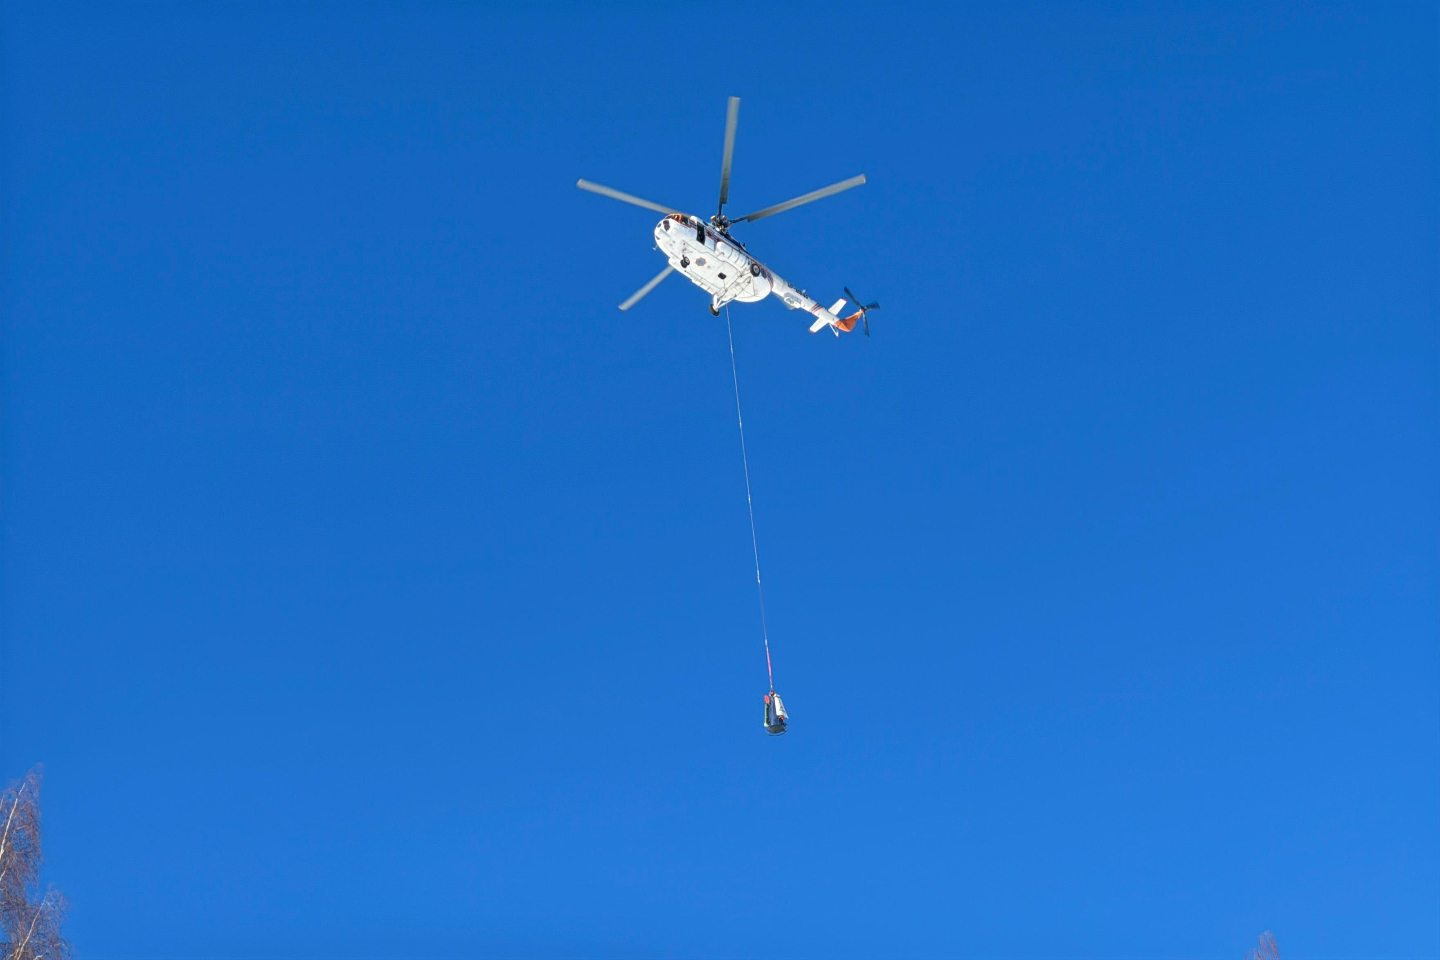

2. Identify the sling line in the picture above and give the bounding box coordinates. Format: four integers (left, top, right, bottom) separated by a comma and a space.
723, 305, 775, 693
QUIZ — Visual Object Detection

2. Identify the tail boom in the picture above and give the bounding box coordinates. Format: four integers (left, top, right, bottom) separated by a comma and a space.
769, 272, 863, 335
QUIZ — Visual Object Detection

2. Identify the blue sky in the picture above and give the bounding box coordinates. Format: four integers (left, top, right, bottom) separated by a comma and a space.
3, 3, 1436, 957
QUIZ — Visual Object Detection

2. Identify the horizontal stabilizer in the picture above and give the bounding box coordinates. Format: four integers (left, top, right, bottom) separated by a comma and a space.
828, 298, 847, 316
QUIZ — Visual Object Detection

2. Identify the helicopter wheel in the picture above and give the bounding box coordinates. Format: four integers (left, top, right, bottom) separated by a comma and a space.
750, 263, 761, 277
709, 304, 720, 317
680, 256, 690, 268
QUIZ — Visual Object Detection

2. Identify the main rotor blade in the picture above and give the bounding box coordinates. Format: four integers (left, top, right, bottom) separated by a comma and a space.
717, 96, 740, 213
577, 179, 684, 216
735, 174, 867, 223
618, 264, 674, 311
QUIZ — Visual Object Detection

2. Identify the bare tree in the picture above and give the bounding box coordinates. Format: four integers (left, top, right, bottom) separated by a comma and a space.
1246, 931, 1280, 960
0, 770, 70, 960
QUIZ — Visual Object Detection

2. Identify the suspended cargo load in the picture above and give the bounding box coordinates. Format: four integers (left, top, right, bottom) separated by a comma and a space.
763, 692, 788, 736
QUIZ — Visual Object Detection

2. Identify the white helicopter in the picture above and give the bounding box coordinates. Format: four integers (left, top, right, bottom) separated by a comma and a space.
577, 97, 880, 336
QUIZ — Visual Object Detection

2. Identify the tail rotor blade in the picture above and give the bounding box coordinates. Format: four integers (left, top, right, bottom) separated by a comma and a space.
577, 179, 685, 217
718, 96, 740, 215
734, 174, 866, 223
844, 286, 878, 335
619, 265, 674, 311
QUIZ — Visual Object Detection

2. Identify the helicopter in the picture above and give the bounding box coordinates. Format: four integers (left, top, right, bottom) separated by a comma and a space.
577, 97, 880, 337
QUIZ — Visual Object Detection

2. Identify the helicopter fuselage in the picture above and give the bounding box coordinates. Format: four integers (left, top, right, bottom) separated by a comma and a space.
654, 214, 839, 326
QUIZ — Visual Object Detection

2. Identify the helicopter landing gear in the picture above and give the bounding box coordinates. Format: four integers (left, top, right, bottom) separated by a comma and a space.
680, 256, 690, 269
750, 263, 761, 277
709, 304, 720, 316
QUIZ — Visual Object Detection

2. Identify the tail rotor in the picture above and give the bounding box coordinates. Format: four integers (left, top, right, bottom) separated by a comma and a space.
842, 286, 881, 337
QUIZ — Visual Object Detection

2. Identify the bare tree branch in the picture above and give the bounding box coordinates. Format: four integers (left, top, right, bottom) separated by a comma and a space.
0, 770, 69, 960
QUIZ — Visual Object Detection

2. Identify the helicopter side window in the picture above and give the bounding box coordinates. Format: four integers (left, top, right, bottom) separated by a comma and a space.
695, 222, 706, 244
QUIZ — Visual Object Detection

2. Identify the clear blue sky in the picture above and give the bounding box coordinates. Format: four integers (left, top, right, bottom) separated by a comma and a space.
3, 4, 1436, 957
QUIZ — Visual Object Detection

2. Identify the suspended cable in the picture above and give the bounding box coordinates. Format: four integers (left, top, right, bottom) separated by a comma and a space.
723, 305, 775, 693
